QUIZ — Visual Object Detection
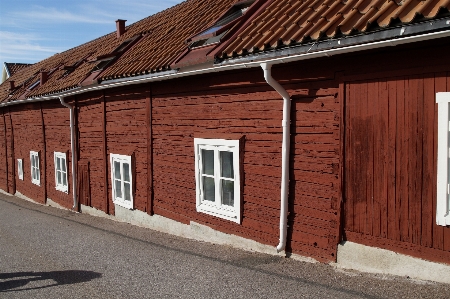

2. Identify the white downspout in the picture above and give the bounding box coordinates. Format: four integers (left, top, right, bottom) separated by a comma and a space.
260, 63, 291, 253
59, 97, 78, 210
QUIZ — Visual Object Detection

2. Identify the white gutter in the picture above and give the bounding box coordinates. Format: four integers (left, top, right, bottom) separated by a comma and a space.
261, 63, 291, 253
59, 97, 78, 210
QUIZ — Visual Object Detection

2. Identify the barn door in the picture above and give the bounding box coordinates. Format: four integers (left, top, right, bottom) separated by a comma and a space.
344, 75, 436, 248
77, 161, 91, 207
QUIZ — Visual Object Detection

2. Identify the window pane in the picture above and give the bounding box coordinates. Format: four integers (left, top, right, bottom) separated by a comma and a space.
124, 182, 131, 202
56, 157, 61, 171
114, 161, 121, 179
32, 168, 35, 180
31, 156, 35, 168
57, 172, 61, 184
61, 158, 66, 172
123, 162, 130, 182
115, 179, 122, 198
62, 173, 67, 186
202, 149, 214, 175
221, 180, 234, 206
203, 176, 215, 202
220, 151, 234, 178
36, 168, 40, 181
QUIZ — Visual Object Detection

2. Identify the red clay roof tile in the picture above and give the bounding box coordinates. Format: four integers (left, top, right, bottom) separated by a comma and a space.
221, 0, 450, 57
3, 63, 32, 77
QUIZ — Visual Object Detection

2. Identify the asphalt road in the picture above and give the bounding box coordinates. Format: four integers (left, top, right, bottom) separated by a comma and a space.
0, 193, 449, 298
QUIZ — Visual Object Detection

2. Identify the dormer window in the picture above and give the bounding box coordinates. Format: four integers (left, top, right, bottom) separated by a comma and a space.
188, 0, 255, 49
113, 40, 132, 53
59, 57, 88, 79
91, 57, 115, 72
28, 80, 40, 91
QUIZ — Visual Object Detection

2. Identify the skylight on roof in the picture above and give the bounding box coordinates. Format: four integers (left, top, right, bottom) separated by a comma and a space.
189, 0, 255, 49
91, 58, 114, 72
28, 80, 40, 90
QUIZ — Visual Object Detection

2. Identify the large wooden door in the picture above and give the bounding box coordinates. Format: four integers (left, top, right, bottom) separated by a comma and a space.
343, 73, 450, 263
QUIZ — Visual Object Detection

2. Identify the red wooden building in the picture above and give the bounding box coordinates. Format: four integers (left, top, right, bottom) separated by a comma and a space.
1, 0, 450, 281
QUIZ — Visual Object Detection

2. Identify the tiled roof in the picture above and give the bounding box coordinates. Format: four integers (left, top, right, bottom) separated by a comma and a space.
0, 0, 240, 102
0, 0, 449, 103
4, 63, 32, 77
220, 0, 450, 57
98, 0, 240, 81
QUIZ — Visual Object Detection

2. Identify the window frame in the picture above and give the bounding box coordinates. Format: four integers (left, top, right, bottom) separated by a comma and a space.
194, 138, 241, 224
17, 159, 23, 180
110, 153, 133, 210
30, 151, 40, 186
54, 152, 68, 193
436, 92, 450, 226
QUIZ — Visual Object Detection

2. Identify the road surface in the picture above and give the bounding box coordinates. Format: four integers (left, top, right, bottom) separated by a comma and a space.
0, 192, 448, 298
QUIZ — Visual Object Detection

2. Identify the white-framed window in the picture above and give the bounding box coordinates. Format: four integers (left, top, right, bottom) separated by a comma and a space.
110, 153, 133, 209
437, 92, 450, 226
194, 138, 241, 223
30, 151, 40, 186
17, 159, 23, 180
54, 152, 68, 193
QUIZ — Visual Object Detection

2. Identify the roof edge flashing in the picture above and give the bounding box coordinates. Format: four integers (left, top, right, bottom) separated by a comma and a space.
218, 17, 450, 65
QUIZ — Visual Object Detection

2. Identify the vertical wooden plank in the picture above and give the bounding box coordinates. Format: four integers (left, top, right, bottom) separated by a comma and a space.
387, 79, 397, 240
2, 111, 9, 194
40, 103, 47, 203
146, 87, 153, 215
8, 108, 15, 195
335, 74, 345, 246
432, 72, 446, 250
342, 83, 355, 231
421, 74, 435, 248
416, 75, 424, 245
102, 91, 109, 214
354, 81, 364, 234
366, 80, 375, 236
397, 77, 409, 243
408, 75, 422, 245
371, 79, 383, 238
378, 79, 389, 238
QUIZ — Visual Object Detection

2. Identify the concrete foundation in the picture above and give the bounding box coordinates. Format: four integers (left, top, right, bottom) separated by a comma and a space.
336, 241, 450, 284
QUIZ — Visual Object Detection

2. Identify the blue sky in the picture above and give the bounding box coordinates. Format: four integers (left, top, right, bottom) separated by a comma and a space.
0, 0, 184, 65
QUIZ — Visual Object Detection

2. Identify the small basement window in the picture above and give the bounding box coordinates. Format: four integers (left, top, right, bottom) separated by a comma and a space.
54, 152, 68, 193
30, 151, 40, 186
17, 159, 23, 180
110, 153, 133, 209
194, 138, 241, 223
436, 92, 450, 226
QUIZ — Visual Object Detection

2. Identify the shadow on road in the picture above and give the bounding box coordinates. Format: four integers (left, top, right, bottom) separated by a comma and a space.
0, 270, 102, 292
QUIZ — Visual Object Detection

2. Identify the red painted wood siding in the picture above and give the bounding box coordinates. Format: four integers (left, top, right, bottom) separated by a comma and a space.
42, 100, 72, 209
151, 67, 341, 262
10, 104, 45, 202
287, 80, 341, 261
0, 111, 8, 192
344, 72, 450, 264
104, 85, 151, 213
77, 92, 108, 212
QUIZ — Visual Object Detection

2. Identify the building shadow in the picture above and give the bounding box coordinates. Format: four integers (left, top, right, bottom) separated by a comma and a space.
0, 270, 102, 292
